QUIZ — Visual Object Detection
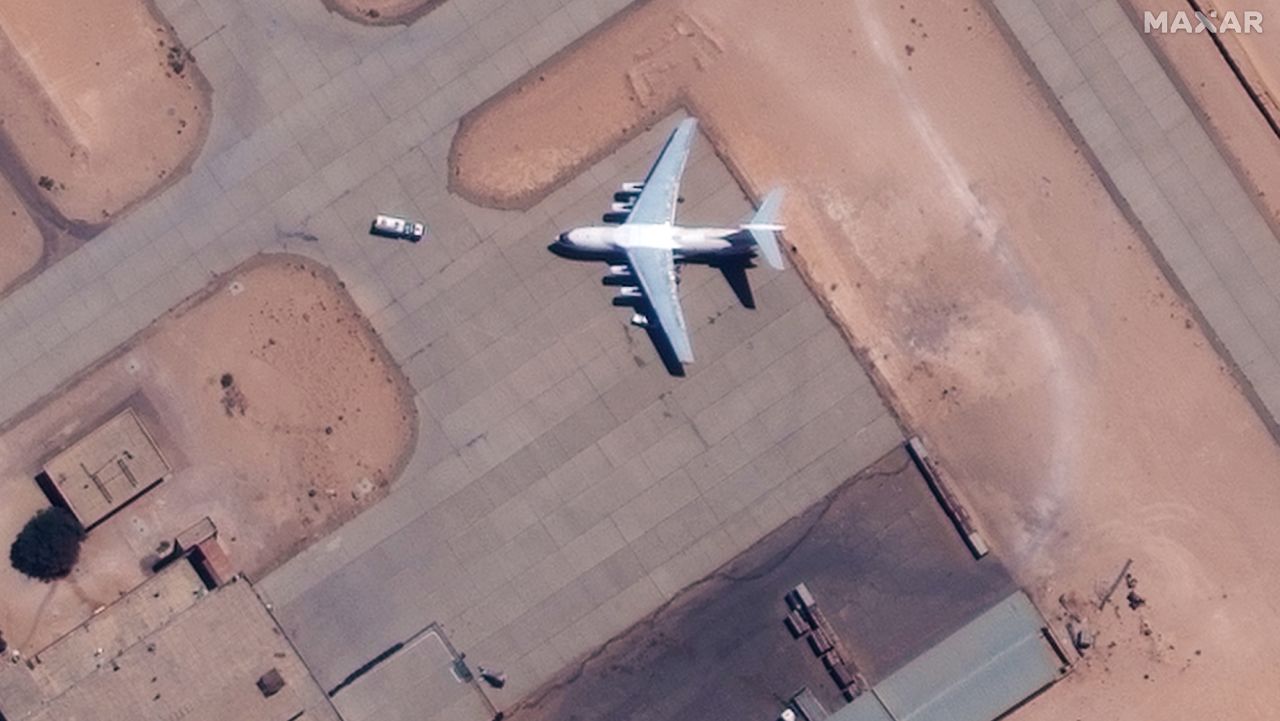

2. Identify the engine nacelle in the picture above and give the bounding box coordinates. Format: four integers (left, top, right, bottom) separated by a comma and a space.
629, 313, 649, 327
603, 273, 636, 286
620, 181, 645, 193
602, 211, 629, 224
614, 190, 641, 203
612, 286, 644, 307
610, 201, 634, 213
608, 264, 629, 275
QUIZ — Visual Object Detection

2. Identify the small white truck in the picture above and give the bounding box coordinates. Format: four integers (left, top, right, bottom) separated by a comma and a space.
370, 214, 425, 242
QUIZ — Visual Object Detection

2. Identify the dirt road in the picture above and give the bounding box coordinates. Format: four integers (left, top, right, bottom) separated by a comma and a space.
450, 0, 1280, 716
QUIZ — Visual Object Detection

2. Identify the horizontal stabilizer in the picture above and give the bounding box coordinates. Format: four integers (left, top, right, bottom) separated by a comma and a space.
742, 189, 786, 270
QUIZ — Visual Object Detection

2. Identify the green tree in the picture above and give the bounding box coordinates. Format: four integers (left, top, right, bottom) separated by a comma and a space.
10, 507, 85, 581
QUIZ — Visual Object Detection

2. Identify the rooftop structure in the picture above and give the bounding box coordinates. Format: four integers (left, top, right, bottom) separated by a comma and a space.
39, 407, 170, 529
0, 561, 339, 721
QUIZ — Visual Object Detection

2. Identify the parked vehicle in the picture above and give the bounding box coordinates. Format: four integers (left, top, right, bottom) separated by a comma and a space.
370, 214, 425, 242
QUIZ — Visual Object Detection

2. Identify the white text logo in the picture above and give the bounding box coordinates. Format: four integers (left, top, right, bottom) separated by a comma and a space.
1143, 10, 1263, 34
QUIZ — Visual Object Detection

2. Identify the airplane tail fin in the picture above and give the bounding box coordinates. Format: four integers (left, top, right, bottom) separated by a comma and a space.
741, 189, 785, 270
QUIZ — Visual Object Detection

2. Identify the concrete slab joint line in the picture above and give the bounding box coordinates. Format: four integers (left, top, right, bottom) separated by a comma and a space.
0, 0, 633, 421
249, 116, 902, 711
991, 0, 1280, 442
0, 3, 920, 720
0, 1, 904, 716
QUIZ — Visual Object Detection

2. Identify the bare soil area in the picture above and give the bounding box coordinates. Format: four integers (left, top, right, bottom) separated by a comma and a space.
321, 0, 445, 26
0, 254, 416, 654
0, 177, 42, 296
451, 0, 1280, 717
0, 0, 210, 227
450, 4, 715, 208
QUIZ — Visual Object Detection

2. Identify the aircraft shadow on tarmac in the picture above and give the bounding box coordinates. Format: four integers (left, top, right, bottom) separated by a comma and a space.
553, 239, 763, 377
643, 257, 759, 377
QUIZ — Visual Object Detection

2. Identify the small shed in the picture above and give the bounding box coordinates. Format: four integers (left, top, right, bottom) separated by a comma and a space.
39, 408, 170, 530
175, 517, 236, 589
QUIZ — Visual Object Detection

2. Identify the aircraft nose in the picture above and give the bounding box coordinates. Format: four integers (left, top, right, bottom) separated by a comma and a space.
548, 233, 571, 257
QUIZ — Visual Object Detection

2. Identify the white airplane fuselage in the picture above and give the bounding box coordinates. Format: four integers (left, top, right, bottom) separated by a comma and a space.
552, 224, 751, 263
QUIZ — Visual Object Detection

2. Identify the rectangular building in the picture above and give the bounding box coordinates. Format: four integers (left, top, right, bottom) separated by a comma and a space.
0, 562, 340, 721
39, 407, 170, 529
828, 592, 1069, 721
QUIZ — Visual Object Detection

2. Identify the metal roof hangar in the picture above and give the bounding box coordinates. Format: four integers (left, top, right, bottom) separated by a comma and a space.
825, 592, 1068, 721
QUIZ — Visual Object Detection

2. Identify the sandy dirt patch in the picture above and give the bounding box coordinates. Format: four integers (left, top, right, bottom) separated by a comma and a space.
0, 176, 42, 296
0, 0, 210, 227
449, 4, 718, 208
450, 0, 1280, 717
0, 254, 416, 654
321, 0, 445, 26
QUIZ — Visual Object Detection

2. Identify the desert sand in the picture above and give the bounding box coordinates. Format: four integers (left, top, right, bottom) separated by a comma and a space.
451, 0, 1280, 717
0, 0, 209, 227
0, 177, 42, 296
321, 0, 444, 26
0, 255, 416, 653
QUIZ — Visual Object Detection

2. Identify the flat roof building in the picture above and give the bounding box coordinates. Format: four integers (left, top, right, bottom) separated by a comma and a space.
39, 407, 170, 529
0, 561, 339, 721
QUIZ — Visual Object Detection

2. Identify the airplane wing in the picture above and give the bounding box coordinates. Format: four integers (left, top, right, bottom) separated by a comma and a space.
626, 118, 698, 226
624, 246, 694, 363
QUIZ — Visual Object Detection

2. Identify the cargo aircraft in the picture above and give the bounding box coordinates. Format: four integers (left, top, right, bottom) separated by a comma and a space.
550, 118, 785, 374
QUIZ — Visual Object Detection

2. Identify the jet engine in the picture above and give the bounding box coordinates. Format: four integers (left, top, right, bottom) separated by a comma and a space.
611, 286, 643, 306
613, 182, 644, 203
602, 267, 636, 286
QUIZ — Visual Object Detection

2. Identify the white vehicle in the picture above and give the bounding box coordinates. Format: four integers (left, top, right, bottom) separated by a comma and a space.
370, 214, 425, 242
